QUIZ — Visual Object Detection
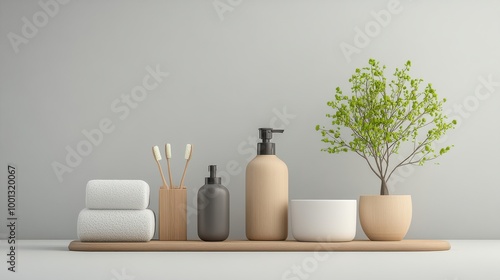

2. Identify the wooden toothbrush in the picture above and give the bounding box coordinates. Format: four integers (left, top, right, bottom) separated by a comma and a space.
178, 144, 192, 189
165, 143, 174, 189
152, 145, 169, 189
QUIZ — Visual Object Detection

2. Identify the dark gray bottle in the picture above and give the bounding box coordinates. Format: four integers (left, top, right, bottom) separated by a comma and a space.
197, 165, 229, 241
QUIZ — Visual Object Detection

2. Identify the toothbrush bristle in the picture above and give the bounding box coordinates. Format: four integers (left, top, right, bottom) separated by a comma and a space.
166, 143, 172, 158
153, 146, 162, 161
184, 144, 192, 159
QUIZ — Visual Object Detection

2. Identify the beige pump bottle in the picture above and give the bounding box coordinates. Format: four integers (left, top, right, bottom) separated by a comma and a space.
246, 128, 288, 241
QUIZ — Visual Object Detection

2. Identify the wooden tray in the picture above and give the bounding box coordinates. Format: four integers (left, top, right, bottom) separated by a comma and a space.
68, 240, 450, 252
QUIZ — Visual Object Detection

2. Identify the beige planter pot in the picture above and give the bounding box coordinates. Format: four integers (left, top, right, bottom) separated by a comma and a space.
359, 195, 412, 241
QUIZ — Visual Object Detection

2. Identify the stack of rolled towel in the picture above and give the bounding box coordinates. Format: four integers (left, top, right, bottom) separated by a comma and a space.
77, 180, 155, 242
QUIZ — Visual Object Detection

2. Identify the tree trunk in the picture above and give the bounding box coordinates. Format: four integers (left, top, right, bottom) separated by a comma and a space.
380, 179, 389, 195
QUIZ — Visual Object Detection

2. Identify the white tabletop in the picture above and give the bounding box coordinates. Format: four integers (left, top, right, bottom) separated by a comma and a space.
1, 240, 499, 280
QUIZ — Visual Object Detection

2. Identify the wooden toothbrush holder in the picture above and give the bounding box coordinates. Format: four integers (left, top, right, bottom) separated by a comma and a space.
159, 188, 187, 241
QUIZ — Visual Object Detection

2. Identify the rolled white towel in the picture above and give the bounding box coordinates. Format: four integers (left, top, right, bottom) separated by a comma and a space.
77, 209, 155, 242
86, 180, 150, 210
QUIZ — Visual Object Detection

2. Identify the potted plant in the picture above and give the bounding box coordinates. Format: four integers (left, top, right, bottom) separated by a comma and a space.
316, 59, 456, 241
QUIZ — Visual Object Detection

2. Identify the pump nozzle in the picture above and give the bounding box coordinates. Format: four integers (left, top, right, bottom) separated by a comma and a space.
257, 128, 284, 155
258, 128, 284, 142
209, 165, 217, 177
206, 165, 221, 184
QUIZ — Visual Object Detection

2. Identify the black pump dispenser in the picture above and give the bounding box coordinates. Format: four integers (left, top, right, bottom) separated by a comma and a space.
257, 128, 284, 155
206, 165, 221, 184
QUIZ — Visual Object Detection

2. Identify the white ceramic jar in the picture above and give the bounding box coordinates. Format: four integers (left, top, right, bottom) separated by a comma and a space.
291, 199, 357, 242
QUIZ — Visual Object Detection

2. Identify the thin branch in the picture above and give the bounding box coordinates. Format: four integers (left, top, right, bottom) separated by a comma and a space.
400, 151, 440, 167
321, 129, 383, 180
386, 135, 431, 180
357, 151, 383, 180
383, 116, 436, 160
383, 142, 390, 178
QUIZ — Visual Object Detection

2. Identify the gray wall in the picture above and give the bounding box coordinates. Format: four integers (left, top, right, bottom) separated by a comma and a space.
1, 0, 499, 240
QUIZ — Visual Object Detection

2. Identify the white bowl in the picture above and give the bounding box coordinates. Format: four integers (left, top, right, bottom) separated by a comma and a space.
291, 199, 357, 242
